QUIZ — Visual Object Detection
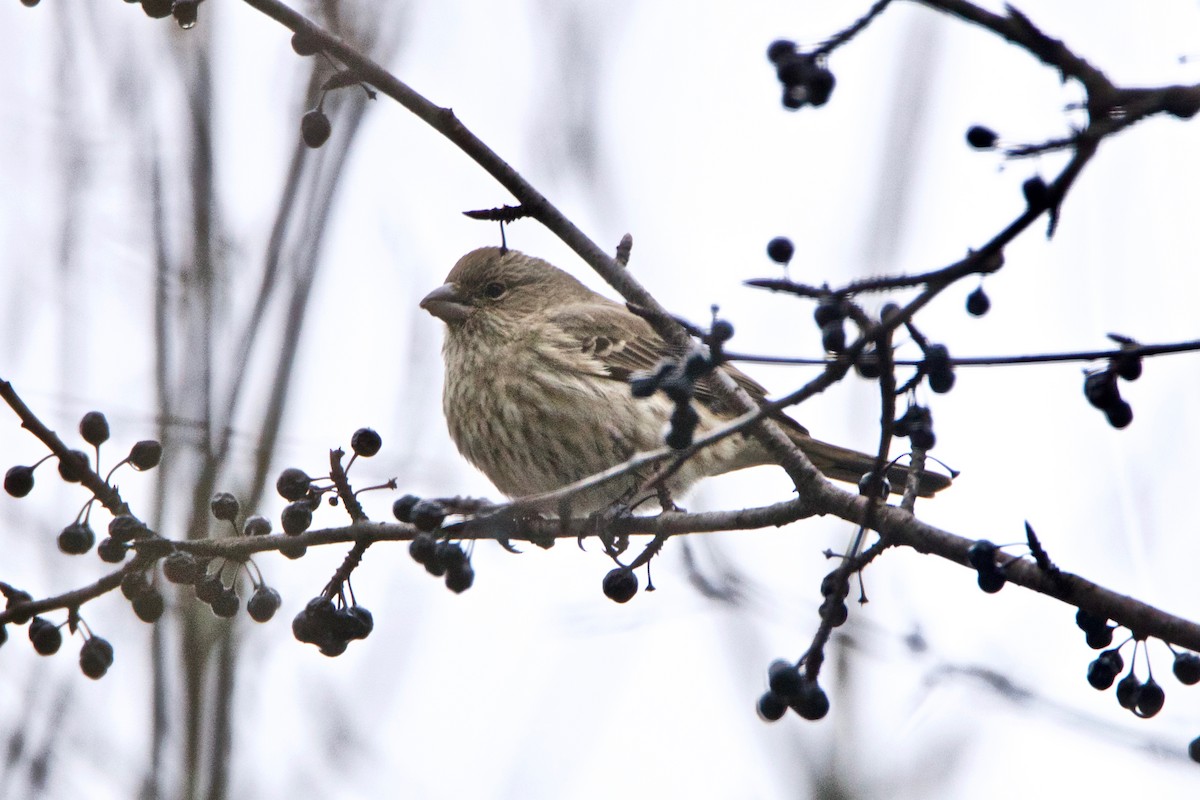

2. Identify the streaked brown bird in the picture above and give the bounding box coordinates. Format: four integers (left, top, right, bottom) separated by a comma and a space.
421, 247, 950, 512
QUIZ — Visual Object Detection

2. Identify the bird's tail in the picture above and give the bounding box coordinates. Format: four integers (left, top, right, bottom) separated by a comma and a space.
791, 431, 952, 498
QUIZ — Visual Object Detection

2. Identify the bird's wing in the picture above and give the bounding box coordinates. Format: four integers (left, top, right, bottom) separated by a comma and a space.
544, 301, 810, 434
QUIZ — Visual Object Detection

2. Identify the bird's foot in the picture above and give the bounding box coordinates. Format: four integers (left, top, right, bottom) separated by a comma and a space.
586, 501, 633, 556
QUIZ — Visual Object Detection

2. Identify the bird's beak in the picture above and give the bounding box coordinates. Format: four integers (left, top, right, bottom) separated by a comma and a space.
420, 282, 472, 324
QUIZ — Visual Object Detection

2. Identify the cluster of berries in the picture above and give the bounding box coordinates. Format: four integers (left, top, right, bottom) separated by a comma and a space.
292, 595, 374, 657
767, 40, 835, 111
395, 495, 475, 594
273, 426, 386, 559
756, 659, 830, 723
893, 405, 936, 452
965, 540, 1007, 594
1083, 338, 1142, 429
1077, 611, 1200, 724
5, 411, 162, 565
2, 587, 114, 679
292, 33, 377, 149
629, 329, 731, 452
120, 0, 202, 28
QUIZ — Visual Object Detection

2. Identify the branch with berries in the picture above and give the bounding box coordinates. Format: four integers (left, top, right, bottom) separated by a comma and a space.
7, 0, 1200, 765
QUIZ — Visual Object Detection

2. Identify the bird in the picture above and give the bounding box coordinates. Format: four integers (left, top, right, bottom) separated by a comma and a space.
420, 246, 950, 513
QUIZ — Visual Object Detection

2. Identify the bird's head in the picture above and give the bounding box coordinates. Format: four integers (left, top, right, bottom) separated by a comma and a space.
420, 247, 594, 330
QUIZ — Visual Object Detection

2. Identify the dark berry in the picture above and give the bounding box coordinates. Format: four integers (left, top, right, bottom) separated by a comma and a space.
291, 29, 321, 56
446, 563, 475, 594
210, 492, 240, 522
1098, 648, 1124, 675
132, 590, 166, 623
1136, 679, 1165, 717
301, 109, 331, 148
1115, 674, 1141, 710
1114, 352, 1142, 381
410, 499, 447, 532
97, 537, 128, 563
334, 606, 373, 640
121, 571, 152, 600
666, 404, 699, 450
791, 679, 830, 720
172, 0, 199, 29
966, 286, 990, 316
683, 353, 711, 381
710, 320, 734, 343
108, 514, 146, 543
820, 321, 845, 353
141, 0, 172, 19
29, 617, 62, 655
1083, 370, 1119, 409
393, 494, 421, 523
1189, 736, 1200, 764
806, 68, 835, 107
819, 570, 847, 600
602, 567, 638, 604
855, 349, 881, 379
195, 575, 224, 604
5, 465, 35, 498
243, 515, 272, 537
350, 428, 382, 457
211, 588, 240, 619
4, 589, 34, 625
819, 597, 849, 626
966, 540, 997, 570
1105, 400, 1133, 429
0, 624, 6, 648
57, 450, 90, 483
1087, 653, 1120, 690
813, 296, 843, 327
766, 236, 794, 264
434, 541, 467, 571
163, 551, 201, 584
977, 569, 1006, 594
767, 659, 803, 699
79, 411, 110, 446
319, 639, 348, 658
423, 552, 449, 577
279, 541, 307, 560
128, 440, 162, 470
1085, 624, 1114, 650
924, 344, 955, 394
1022, 176, 1050, 211
58, 523, 95, 555
281, 501, 313, 536
276, 468, 312, 501
408, 533, 436, 564
1075, 608, 1108, 634
857, 472, 890, 499
79, 636, 114, 679
965, 125, 998, 149
1173, 652, 1200, 685
247, 586, 282, 623
765, 39, 795, 64
757, 691, 788, 722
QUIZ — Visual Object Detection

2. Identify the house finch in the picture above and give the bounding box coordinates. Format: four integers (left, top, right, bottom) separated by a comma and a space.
421, 246, 950, 512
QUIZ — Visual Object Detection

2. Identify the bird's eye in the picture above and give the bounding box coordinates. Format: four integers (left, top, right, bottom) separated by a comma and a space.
483, 282, 506, 299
